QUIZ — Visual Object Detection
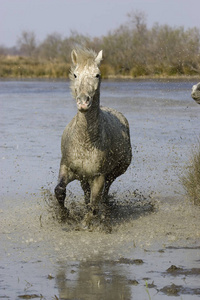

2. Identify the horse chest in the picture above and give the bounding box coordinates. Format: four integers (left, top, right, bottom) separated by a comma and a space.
68, 145, 105, 177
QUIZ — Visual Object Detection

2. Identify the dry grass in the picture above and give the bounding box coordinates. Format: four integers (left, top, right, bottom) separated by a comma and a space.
1, 55, 199, 79
0, 56, 115, 79
182, 140, 200, 205
0, 56, 71, 78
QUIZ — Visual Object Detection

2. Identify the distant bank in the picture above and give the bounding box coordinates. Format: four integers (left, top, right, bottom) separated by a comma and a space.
0, 56, 199, 80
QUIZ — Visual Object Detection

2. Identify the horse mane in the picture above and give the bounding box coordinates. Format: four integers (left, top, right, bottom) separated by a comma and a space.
74, 48, 97, 65
70, 48, 97, 79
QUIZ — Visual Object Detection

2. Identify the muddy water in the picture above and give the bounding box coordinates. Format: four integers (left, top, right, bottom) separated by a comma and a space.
1, 79, 200, 299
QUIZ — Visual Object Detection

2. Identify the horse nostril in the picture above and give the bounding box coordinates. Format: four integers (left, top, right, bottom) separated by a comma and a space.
86, 96, 90, 103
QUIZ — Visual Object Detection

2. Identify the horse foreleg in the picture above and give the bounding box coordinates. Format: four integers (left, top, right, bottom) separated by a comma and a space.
89, 175, 105, 213
81, 175, 105, 228
55, 164, 74, 207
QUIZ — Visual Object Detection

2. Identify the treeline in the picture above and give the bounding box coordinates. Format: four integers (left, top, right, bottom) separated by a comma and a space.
0, 11, 200, 78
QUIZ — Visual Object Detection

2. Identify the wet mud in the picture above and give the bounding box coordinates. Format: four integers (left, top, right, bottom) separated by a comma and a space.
43, 187, 155, 233
1, 80, 200, 299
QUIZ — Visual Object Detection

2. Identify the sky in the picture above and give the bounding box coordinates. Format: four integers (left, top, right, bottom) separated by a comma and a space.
0, 0, 200, 47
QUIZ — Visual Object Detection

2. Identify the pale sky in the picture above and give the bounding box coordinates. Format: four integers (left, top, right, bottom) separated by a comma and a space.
0, 0, 200, 47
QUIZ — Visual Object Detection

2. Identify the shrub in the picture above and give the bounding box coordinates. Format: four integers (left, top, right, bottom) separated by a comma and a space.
130, 65, 150, 77
100, 63, 115, 78
182, 141, 200, 205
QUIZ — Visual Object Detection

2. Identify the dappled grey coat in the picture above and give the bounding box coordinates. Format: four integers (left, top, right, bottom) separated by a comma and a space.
55, 48, 132, 216
191, 82, 200, 104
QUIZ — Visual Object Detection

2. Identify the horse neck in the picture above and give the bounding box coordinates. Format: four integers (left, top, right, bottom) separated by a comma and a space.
76, 92, 101, 144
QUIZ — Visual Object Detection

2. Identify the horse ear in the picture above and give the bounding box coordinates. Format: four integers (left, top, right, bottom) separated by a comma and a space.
71, 50, 78, 65
95, 50, 103, 66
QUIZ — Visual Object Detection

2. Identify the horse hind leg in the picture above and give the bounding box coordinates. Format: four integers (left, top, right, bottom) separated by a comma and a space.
103, 165, 126, 203
103, 179, 113, 203
81, 180, 91, 205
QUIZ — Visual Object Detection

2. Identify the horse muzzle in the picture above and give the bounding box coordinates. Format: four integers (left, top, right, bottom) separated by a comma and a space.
76, 94, 92, 111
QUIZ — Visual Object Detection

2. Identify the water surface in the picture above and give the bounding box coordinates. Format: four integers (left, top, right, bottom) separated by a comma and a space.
1, 79, 200, 299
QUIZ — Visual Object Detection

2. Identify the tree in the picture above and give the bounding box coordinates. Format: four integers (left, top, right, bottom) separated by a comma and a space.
38, 33, 63, 61
127, 10, 147, 34
103, 25, 134, 72
17, 31, 37, 57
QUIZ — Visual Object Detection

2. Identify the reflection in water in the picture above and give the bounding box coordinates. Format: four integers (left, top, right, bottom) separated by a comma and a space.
55, 260, 132, 300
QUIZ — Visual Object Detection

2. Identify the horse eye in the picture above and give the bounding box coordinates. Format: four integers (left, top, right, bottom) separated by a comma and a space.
74, 74, 77, 78
96, 74, 100, 78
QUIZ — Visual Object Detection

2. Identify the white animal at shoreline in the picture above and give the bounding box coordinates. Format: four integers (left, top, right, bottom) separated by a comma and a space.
191, 82, 200, 104
55, 48, 132, 226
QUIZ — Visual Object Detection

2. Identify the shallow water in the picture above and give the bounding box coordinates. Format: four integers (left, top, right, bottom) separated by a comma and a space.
1, 79, 200, 299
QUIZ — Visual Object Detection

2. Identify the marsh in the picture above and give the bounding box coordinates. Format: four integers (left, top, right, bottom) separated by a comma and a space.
1, 79, 200, 299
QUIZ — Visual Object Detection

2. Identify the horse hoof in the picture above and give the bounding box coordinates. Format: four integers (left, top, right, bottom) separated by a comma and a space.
55, 185, 66, 205
58, 205, 69, 223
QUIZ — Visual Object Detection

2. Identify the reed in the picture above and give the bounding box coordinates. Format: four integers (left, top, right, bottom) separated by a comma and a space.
0, 55, 199, 79
182, 140, 200, 205
0, 56, 70, 78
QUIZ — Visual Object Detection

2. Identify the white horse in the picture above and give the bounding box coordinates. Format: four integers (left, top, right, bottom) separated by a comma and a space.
55, 48, 132, 224
191, 82, 200, 104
